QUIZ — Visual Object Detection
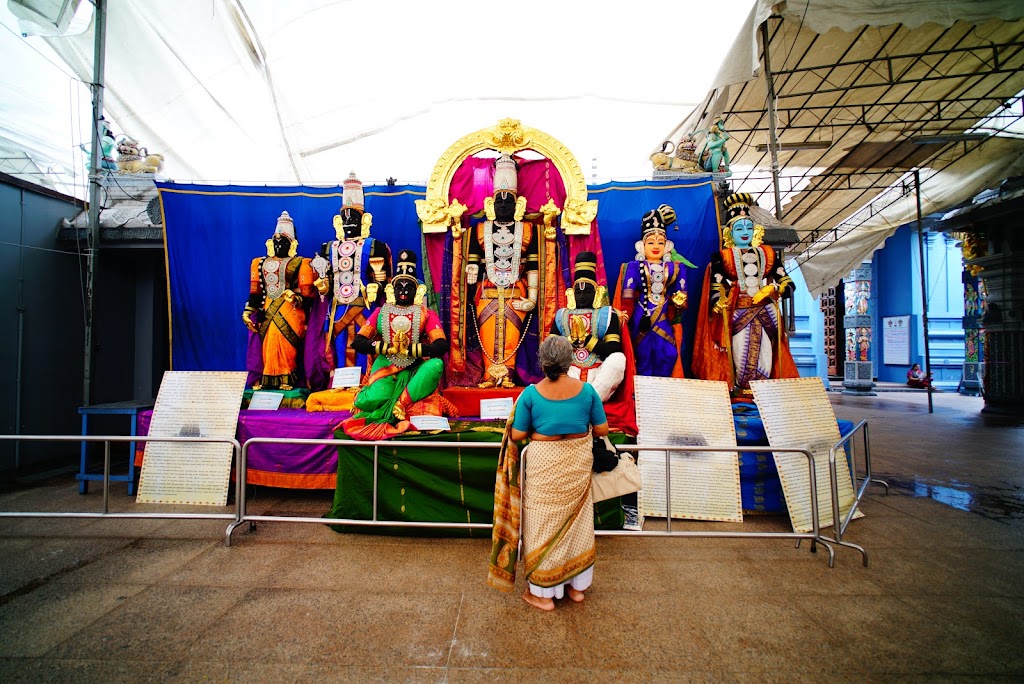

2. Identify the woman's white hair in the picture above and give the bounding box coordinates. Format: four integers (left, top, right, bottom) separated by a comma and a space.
539, 335, 573, 380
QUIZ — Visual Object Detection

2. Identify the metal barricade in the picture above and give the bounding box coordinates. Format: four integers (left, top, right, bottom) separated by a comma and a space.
225, 438, 497, 545
0, 434, 242, 525
825, 420, 889, 566
228, 437, 852, 567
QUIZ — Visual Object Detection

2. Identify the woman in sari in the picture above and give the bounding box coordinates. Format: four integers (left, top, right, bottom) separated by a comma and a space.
491, 335, 608, 611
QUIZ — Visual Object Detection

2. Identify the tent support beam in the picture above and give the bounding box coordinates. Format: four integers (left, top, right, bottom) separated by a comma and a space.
84, 0, 107, 408
761, 20, 784, 219
915, 169, 934, 413
761, 20, 795, 331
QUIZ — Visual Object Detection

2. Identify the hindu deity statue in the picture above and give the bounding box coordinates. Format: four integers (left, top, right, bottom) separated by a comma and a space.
81, 117, 118, 172
464, 153, 538, 388
616, 204, 689, 377
698, 117, 731, 174
341, 250, 449, 440
242, 211, 316, 390
114, 135, 164, 173
306, 172, 393, 390
692, 192, 798, 398
550, 252, 626, 401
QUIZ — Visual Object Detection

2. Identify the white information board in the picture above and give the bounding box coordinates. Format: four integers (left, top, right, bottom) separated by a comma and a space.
248, 391, 284, 410
634, 376, 743, 523
882, 315, 911, 366
137, 371, 247, 506
331, 366, 363, 388
409, 415, 451, 431
749, 377, 863, 533
480, 397, 514, 420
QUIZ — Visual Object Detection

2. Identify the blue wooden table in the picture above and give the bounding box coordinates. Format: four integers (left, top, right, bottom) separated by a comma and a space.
77, 399, 155, 495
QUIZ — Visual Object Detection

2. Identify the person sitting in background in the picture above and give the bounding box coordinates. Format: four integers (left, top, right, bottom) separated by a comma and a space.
907, 363, 932, 389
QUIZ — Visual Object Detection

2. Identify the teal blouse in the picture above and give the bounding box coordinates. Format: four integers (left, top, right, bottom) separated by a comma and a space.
511, 383, 607, 435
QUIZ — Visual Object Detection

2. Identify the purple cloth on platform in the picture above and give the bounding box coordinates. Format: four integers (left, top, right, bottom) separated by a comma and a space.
137, 408, 352, 484
239, 409, 350, 478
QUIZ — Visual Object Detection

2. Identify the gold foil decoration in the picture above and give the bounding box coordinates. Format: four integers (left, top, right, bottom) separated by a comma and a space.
540, 199, 561, 240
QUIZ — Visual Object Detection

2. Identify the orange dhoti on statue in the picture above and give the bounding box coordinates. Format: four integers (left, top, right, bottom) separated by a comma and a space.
476, 281, 529, 381
259, 295, 307, 386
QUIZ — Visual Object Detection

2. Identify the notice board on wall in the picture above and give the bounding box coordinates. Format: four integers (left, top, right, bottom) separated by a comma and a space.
882, 315, 911, 366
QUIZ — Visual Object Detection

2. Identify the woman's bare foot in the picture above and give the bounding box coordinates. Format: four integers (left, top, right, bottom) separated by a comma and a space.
522, 589, 555, 611
567, 587, 585, 603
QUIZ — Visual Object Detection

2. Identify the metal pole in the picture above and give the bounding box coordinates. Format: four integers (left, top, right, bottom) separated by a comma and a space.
15, 189, 26, 470
914, 170, 934, 413
761, 20, 784, 218
761, 20, 795, 331
83, 0, 107, 408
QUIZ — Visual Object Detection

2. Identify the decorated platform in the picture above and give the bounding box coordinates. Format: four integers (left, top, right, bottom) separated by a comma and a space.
324, 424, 630, 536
138, 116, 832, 533
134, 406, 852, 516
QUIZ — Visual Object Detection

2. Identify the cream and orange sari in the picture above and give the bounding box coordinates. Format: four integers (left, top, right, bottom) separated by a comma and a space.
488, 425, 595, 592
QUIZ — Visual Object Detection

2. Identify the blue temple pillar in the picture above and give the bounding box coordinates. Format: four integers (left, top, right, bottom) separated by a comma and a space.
842, 263, 876, 395
960, 258, 986, 396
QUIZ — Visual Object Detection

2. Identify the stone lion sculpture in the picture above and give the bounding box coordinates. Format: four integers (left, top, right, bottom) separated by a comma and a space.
650, 135, 702, 173
116, 137, 165, 174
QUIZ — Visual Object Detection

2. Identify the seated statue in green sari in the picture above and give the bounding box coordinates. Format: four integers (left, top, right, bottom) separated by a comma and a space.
340, 250, 450, 440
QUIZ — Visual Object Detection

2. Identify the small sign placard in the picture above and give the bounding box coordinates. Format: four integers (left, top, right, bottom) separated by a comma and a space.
248, 391, 284, 410
882, 315, 911, 367
410, 415, 451, 431
479, 397, 514, 420
331, 366, 363, 388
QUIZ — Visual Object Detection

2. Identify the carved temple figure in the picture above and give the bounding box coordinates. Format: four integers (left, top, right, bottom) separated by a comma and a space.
698, 117, 731, 174
615, 204, 689, 378
692, 192, 798, 398
419, 118, 592, 389
115, 135, 164, 173
305, 172, 393, 391
464, 154, 538, 388
550, 252, 626, 401
341, 250, 450, 440
243, 211, 315, 390
650, 134, 702, 173
81, 118, 118, 172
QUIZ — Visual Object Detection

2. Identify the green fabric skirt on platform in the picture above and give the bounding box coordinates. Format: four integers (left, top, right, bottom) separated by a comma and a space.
325, 423, 629, 536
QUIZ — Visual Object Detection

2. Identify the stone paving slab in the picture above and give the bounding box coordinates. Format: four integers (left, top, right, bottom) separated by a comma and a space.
0, 392, 1021, 681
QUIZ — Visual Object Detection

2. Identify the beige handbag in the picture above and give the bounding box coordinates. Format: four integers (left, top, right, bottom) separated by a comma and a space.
591, 436, 643, 502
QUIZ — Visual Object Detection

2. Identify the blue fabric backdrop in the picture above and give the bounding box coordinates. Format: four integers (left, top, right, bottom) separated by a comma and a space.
157, 179, 721, 377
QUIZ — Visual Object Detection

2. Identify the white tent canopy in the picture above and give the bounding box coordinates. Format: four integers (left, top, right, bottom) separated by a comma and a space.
661, 0, 1024, 297
3, 0, 755, 190
6, 0, 1024, 300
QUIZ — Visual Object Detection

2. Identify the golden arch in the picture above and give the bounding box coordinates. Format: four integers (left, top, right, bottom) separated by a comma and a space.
415, 118, 596, 235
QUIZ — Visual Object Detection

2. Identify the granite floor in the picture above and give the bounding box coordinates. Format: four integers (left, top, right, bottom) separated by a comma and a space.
0, 391, 1021, 683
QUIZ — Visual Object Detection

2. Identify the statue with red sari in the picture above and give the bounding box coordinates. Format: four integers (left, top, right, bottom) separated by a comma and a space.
242, 211, 316, 390
692, 192, 798, 398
